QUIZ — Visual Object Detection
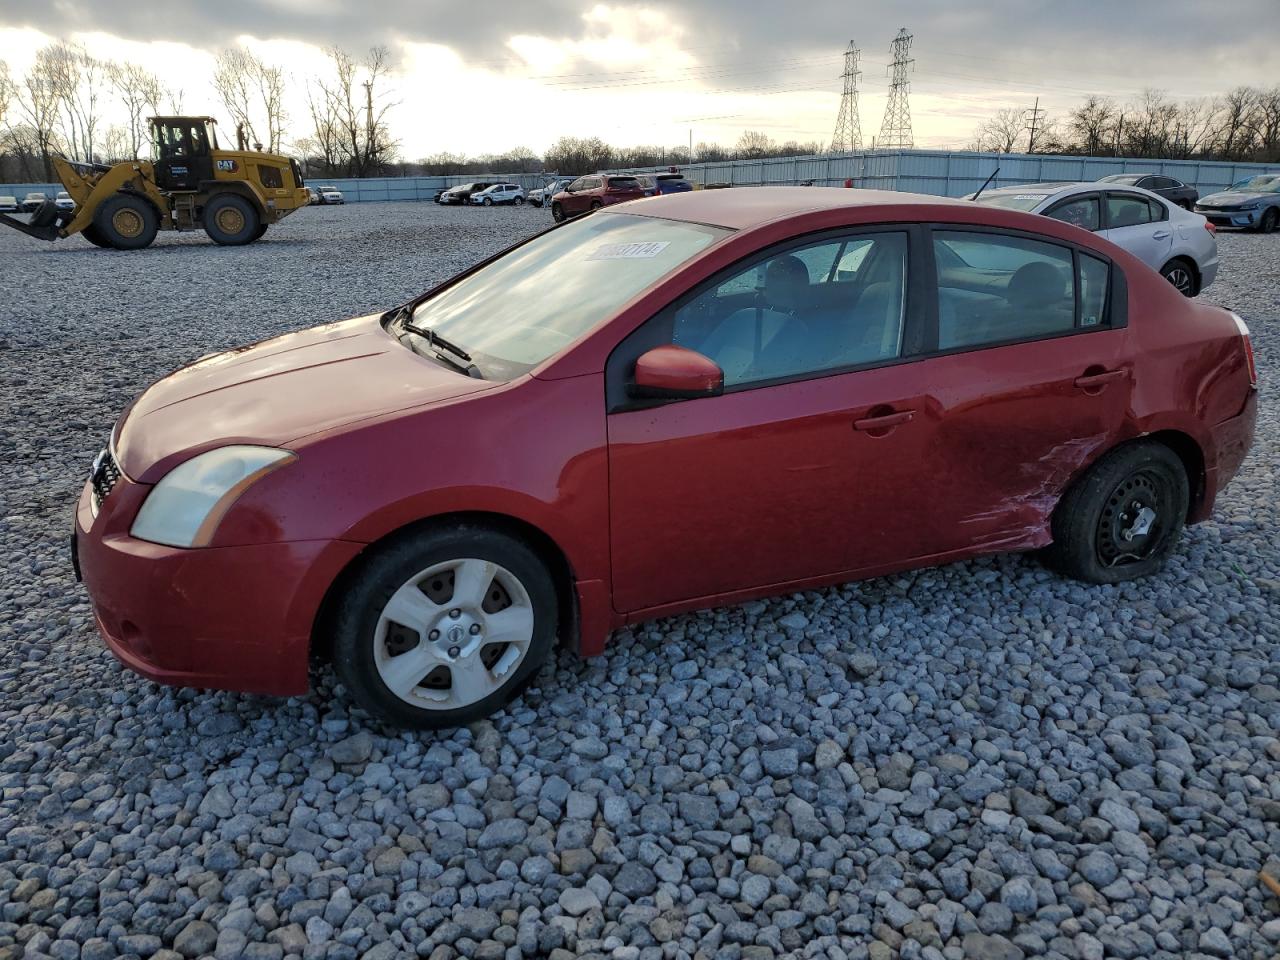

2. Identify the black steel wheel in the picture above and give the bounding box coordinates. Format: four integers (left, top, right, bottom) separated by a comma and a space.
1042, 441, 1188, 584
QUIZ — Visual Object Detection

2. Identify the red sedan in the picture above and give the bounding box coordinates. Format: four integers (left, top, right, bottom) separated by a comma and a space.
74, 188, 1258, 728
550, 174, 646, 222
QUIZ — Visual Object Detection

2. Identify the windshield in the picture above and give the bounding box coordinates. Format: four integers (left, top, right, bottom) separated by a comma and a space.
970, 192, 1049, 211
404, 212, 729, 379
1229, 175, 1280, 193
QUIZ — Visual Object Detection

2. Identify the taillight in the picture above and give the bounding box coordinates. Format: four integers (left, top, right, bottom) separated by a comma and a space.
1231, 312, 1257, 387
1203, 219, 1215, 235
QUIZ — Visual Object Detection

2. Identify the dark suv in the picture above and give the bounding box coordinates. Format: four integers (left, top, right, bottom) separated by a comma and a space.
438, 182, 494, 206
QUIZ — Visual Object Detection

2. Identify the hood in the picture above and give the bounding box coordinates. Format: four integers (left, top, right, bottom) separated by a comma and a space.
1199, 191, 1273, 206
115, 314, 494, 483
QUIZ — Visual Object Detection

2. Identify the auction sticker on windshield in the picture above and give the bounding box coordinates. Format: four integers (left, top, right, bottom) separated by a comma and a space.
587, 241, 672, 261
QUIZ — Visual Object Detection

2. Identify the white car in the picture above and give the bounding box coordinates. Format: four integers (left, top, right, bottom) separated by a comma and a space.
55, 191, 75, 211
470, 183, 525, 206
528, 178, 572, 208
970, 182, 1217, 297
314, 186, 345, 205
0, 196, 17, 213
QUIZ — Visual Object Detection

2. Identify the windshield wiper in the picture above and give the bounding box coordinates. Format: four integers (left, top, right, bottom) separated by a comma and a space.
400, 318, 483, 379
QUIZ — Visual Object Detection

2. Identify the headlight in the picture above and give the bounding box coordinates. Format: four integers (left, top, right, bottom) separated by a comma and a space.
1241, 201, 1260, 210
131, 445, 295, 548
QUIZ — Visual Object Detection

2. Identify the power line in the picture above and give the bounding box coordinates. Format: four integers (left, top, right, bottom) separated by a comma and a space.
877, 28, 914, 149
829, 41, 863, 152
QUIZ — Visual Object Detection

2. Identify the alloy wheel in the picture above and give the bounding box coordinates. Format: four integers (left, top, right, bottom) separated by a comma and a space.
373, 558, 535, 709
1163, 264, 1193, 296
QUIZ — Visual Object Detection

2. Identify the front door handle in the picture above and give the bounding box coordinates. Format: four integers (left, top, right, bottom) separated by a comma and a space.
1152, 230, 1171, 240
853, 409, 914, 432
1074, 368, 1127, 391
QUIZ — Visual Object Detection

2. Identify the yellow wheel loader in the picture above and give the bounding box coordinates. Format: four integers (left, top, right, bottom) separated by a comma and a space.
1, 116, 310, 250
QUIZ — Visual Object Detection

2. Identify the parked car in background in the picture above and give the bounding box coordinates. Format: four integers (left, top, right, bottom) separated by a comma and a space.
73, 187, 1257, 728
969, 182, 1217, 297
0, 196, 17, 213
651, 171, 694, 194
1195, 175, 1280, 233
20, 192, 48, 212
470, 183, 525, 206
313, 186, 345, 205
55, 191, 75, 211
634, 175, 660, 197
438, 183, 493, 206
1098, 174, 1198, 209
550, 174, 646, 222
306, 187, 322, 204
528, 178, 572, 207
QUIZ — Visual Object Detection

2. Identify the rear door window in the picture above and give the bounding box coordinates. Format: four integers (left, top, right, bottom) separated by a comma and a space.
1106, 193, 1155, 228
1045, 195, 1101, 232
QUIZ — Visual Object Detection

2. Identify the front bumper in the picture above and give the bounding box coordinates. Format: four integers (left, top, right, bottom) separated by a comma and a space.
1196, 207, 1261, 228
74, 475, 363, 696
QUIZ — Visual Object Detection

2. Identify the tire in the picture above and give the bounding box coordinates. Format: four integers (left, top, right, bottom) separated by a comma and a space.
92, 194, 158, 250
80, 223, 112, 248
250, 223, 268, 242
1259, 208, 1278, 234
1159, 258, 1197, 297
483, 197, 493, 206
1042, 441, 1189, 584
203, 193, 261, 246
589, 200, 603, 211
514, 196, 525, 206
330, 525, 558, 729
530, 199, 542, 208
551, 202, 566, 223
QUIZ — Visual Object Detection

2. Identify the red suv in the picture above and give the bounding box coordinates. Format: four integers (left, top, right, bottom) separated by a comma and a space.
551, 174, 645, 221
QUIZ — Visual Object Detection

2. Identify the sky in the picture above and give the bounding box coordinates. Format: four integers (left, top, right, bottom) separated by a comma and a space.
1, 1, 1277, 160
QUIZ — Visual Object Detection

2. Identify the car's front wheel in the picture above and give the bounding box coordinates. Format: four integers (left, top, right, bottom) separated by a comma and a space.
1259, 208, 1278, 234
514, 196, 525, 206
551, 202, 566, 222
483, 197, 493, 206
1159, 258, 1197, 297
1043, 441, 1188, 584
330, 525, 557, 728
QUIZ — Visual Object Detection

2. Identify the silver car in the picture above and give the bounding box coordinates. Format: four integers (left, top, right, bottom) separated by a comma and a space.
970, 182, 1218, 297
1195, 174, 1280, 233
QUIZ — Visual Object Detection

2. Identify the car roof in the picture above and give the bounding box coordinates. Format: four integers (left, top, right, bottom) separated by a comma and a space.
626, 186, 979, 230
980, 181, 1168, 203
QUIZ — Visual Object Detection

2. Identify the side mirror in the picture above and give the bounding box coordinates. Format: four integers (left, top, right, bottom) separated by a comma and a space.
629, 345, 723, 400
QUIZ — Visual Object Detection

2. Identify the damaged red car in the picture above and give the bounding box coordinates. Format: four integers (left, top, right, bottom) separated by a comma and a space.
74, 188, 1258, 728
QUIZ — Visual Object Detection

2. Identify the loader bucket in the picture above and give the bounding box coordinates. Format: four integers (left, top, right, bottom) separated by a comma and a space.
0, 200, 70, 242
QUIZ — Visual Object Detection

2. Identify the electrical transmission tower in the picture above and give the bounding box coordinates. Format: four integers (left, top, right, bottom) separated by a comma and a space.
828, 41, 863, 153
1024, 96, 1046, 153
877, 28, 915, 149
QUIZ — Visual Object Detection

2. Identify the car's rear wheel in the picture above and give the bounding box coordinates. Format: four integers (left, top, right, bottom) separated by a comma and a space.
1259, 208, 1278, 234
590, 200, 603, 211
93, 194, 159, 250
551, 202, 566, 223
330, 525, 557, 729
1159, 258, 1197, 297
514, 196, 525, 206
1043, 441, 1188, 584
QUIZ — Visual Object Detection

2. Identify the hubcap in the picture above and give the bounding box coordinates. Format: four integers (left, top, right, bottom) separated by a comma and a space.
112, 208, 143, 238
374, 558, 534, 709
216, 206, 245, 234
1165, 267, 1192, 294
1097, 471, 1167, 567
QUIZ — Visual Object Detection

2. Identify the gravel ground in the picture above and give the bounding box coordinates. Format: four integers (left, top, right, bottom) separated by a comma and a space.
0, 202, 1277, 960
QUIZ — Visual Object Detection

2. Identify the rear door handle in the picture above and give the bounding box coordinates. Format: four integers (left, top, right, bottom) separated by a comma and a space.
1074, 368, 1127, 390
1152, 230, 1171, 240
853, 409, 914, 431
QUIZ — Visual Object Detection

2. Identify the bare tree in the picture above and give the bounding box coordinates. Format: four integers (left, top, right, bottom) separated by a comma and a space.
1248, 86, 1280, 161
1213, 87, 1257, 160
734, 130, 777, 158
974, 107, 1026, 153
43, 42, 103, 163
13, 51, 61, 179
0, 60, 13, 130
312, 46, 397, 176
108, 61, 165, 158
1067, 96, 1117, 156
254, 59, 287, 152
214, 47, 261, 148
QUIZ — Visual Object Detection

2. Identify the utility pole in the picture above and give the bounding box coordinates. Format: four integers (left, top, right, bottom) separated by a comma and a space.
1024, 97, 1045, 154
363, 79, 374, 174
1115, 113, 1124, 156
877, 28, 915, 150
689, 128, 693, 164
829, 41, 864, 153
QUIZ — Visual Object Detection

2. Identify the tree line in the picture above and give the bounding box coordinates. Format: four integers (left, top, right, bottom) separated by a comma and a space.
1, 39, 1277, 185
970, 87, 1280, 162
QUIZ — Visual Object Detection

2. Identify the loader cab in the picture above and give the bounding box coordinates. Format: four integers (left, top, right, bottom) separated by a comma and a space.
151, 117, 218, 192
